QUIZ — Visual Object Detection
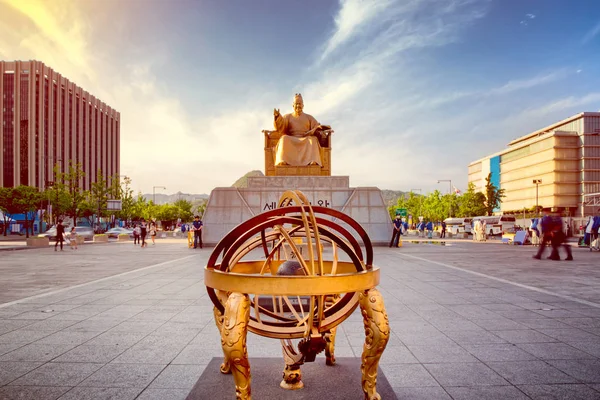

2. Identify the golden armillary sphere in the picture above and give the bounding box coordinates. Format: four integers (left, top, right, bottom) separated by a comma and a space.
205, 190, 390, 399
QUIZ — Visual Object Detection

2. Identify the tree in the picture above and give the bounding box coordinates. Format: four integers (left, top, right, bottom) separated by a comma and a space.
55, 161, 86, 226
0, 187, 15, 236
458, 182, 487, 217
90, 170, 111, 229
484, 172, 505, 216
118, 176, 135, 223
174, 199, 194, 222
12, 186, 42, 238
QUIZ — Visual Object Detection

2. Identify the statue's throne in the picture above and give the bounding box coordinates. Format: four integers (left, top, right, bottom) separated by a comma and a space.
263, 130, 332, 176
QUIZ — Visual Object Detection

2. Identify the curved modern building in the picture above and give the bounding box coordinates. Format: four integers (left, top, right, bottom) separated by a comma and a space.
468, 112, 600, 219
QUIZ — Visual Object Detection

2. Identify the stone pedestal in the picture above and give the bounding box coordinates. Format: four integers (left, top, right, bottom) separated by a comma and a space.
93, 235, 108, 243
27, 237, 49, 247
202, 176, 392, 245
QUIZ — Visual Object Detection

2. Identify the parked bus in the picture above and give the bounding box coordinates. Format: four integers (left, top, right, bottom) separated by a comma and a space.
443, 217, 473, 235
472, 215, 516, 236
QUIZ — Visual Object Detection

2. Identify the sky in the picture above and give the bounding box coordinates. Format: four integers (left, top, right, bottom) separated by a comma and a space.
1, 0, 599, 196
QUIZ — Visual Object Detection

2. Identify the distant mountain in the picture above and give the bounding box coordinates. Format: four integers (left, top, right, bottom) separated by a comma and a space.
232, 170, 264, 188
141, 192, 209, 205
381, 190, 407, 207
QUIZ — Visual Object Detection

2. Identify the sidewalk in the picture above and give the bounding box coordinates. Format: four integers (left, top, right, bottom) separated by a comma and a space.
0, 242, 599, 399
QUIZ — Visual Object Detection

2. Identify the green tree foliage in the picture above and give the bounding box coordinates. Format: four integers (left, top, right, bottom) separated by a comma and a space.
0, 187, 15, 236
174, 199, 194, 222
12, 186, 42, 238
485, 172, 506, 216
458, 183, 487, 217
54, 161, 86, 226
118, 176, 135, 221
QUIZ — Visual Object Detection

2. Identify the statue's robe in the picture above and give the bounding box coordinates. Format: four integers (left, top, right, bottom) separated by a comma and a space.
274, 112, 322, 166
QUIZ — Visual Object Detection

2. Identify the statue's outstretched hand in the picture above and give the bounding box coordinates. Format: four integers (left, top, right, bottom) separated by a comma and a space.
273, 108, 280, 119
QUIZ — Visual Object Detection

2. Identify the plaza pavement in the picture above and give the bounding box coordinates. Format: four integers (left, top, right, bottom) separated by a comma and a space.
0, 239, 599, 399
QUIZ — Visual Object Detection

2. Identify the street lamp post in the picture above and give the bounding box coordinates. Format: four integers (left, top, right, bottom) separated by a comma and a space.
153, 186, 166, 204
437, 179, 452, 218
411, 188, 422, 218
533, 179, 542, 217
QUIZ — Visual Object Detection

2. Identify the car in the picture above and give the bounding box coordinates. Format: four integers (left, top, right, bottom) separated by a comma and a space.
106, 227, 134, 239
39, 226, 69, 240
73, 226, 95, 241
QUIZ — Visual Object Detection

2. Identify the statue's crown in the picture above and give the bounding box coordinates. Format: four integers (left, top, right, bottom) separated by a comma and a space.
293, 93, 303, 103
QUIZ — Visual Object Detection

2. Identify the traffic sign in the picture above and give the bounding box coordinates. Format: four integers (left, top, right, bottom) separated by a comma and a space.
395, 208, 407, 217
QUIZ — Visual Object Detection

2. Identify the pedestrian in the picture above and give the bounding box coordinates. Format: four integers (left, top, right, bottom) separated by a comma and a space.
54, 219, 65, 251
533, 213, 553, 260
389, 215, 402, 248
133, 224, 140, 245
149, 222, 157, 245
426, 220, 433, 239
530, 218, 539, 246
440, 220, 446, 238
548, 212, 573, 261
417, 221, 425, 238
140, 219, 148, 248
192, 215, 203, 249
69, 227, 78, 250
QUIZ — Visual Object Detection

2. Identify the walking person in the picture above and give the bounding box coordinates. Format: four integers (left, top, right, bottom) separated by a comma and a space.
140, 219, 148, 248
69, 227, 78, 250
389, 215, 402, 248
192, 215, 203, 249
54, 219, 65, 251
440, 220, 446, 238
133, 224, 140, 245
149, 222, 157, 245
533, 213, 552, 259
548, 212, 573, 261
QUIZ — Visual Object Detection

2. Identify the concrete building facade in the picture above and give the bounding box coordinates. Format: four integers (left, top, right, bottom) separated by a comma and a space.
0, 60, 120, 190
469, 112, 600, 218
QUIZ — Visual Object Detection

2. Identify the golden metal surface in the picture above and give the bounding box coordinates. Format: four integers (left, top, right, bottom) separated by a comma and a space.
263, 94, 333, 176
205, 189, 389, 396
204, 267, 380, 296
221, 293, 252, 400
280, 363, 304, 390
359, 289, 390, 400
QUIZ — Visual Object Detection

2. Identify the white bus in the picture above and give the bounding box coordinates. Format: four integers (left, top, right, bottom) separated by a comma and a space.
443, 218, 473, 235
472, 215, 517, 236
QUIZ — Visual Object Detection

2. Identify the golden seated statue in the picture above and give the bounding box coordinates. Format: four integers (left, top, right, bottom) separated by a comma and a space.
263, 93, 333, 176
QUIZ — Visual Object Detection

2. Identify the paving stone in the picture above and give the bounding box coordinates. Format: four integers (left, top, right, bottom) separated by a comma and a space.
392, 386, 452, 399
380, 364, 440, 387
0, 343, 24, 357
33, 331, 101, 346
379, 345, 418, 364
516, 318, 573, 329
443, 329, 506, 345
85, 331, 147, 347
470, 318, 528, 330
568, 341, 600, 358
538, 328, 600, 343
406, 344, 478, 363
0, 361, 44, 385
9, 362, 102, 386
0, 329, 53, 344
54, 344, 128, 363
547, 359, 600, 383
0, 319, 35, 335
149, 364, 206, 389
79, 363, 165, 388
487, 360, 580, 385
424, 362, 508, 386
517, 383, 600, 399
0, 386, 71, 400
136, 388, 192, 400
0, 343, 76, 362
62, 319, 123, 332
517, 343, 598, 360
171, 345, 224, 365
57, 387, 143, 400
491, 329, 558, 344
445, 385, 530, 399
462, 344, 538, 362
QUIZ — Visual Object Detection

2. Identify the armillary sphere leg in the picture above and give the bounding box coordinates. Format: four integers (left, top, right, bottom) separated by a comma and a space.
221, 292, 252, 400
325, 327, 337, 366
213, 290, 232, 374
281, 363, 304, 390
359, 288, 390, 400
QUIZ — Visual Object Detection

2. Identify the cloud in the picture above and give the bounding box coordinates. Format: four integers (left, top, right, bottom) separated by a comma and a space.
582, 21, 600, 44
519, 92, 600, 118
526, 13, 536, 19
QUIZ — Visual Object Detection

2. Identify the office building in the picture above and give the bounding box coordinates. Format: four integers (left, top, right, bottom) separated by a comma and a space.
468, 112, 600, 219
1, 60, 120, 190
